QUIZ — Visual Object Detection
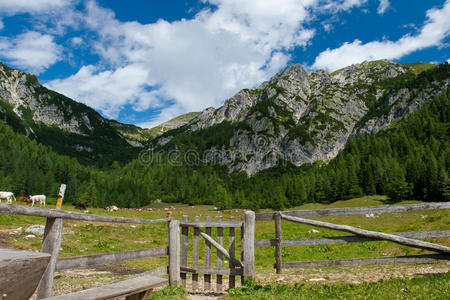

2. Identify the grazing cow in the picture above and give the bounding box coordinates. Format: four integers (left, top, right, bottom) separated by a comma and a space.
0, 191, 16, 204
106, 205, 119, 212
73, 202, 87, 210
29, 195, 46, 207
19, 196, 31, 203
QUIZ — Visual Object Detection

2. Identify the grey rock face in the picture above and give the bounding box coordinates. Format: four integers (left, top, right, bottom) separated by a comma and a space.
0, 64, 92, 135
169, 60, 446, 175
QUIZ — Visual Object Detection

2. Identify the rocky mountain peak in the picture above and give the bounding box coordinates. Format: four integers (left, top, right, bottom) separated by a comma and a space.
157, 60, 448, 174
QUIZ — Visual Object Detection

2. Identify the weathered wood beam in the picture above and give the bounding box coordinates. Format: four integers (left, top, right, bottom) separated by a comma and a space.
274, 212, 282, 274
56, 247, 168, 271
280, 254, 450, 269
168, 220, 180, 286
255, 202, 450, 221
0, 203, 169, 224
197, 227, 243, 267
242, 211, 255, 280
255, 230, 450, 247
281, 214, 450, 254
180, 221, 243, 228
180, 266, 243, 276
37, 184, 66, 299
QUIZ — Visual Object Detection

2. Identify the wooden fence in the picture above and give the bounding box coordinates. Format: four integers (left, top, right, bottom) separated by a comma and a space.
0, 201, 170, 299
1, 199, 449, 297
255, 202, 450, 273
177, 213, 254, 292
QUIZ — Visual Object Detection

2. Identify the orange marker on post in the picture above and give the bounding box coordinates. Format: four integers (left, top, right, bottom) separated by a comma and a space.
56, 184, 66, 210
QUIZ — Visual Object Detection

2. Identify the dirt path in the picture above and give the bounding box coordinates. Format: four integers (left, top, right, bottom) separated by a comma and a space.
187, 292, 226, 300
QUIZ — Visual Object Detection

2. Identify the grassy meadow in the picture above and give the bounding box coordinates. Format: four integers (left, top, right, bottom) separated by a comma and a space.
0, 195, 449, 298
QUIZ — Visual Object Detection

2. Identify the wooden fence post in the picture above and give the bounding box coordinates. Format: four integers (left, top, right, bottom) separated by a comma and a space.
36, 184, 66, 299
216, 216, 223, 291
274, 212, 282, 274
168, 219, 180, 286
229, 216, 236, 288
242, 211, 255, 281
192, 216, 200, 290
180, 215, 189, 287
204, 216, 212, 290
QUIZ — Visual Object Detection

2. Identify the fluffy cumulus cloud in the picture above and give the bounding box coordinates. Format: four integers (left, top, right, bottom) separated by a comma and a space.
46, 64, 160, 118
377, 0, 390, 15
48, 0, 319, 124
312, 0, 450, 71
0, 31, 63, 74
0, 0, 73, 15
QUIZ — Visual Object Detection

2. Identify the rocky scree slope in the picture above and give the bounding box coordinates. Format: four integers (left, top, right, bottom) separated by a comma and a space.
0, 62, 150, 165
155, 60, 448, 174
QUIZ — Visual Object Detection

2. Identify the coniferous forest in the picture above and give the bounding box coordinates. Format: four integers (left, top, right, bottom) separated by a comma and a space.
0, 86, 448, 209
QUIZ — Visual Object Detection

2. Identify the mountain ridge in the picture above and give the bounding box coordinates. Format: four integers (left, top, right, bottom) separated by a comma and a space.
154, 60, 447, 174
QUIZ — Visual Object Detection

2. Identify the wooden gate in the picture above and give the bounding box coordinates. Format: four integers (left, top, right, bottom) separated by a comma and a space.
175, 211, 255, 291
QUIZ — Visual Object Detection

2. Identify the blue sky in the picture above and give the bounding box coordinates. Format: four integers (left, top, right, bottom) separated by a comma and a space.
0, 0, 449, 127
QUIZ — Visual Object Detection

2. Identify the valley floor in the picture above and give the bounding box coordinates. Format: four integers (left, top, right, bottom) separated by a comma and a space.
1, 195, 448, 299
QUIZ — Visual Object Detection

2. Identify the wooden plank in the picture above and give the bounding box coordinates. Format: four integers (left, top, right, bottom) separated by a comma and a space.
42, 274, 167, 300
181, 215, 189, 287
180, 266, 243, 276
192, 216, 200, 290
255, 202, 450, 220
229, 217, 236, 288
0, 249, 51, 300
0, 203, 169, 224
240, 219, 244, 286
204, 216, 212, 290
37, 184, 67, 299
168, 220, 180, 286
242, 211, 255, 281
198, 228, 243, 267
180, 221, 243, 228
255, 230, 450, 247
56, 247, 168, 270
281, 214, 450, 254
280, 254, 450, 269
274, 212, 282, 274
217, 216, 223, 292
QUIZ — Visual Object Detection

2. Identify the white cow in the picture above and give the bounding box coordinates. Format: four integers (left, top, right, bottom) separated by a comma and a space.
0, 191, 16, 204
30, 195, 46, 207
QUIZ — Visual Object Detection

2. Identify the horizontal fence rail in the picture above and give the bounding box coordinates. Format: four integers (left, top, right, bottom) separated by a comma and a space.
281, 214, 450, 254
255, 230, 450, 247
56, 247, 169, 271
0, 203, 169, 224
255, 202, 450, 221
180, 221, 243, 228
280, 254, 450, 269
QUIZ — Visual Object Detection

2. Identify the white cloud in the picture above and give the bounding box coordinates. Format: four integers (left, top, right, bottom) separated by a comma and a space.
0, 0, 73, 15
0, 31, 63, 74
312, 0, 450, 71
71, 37, 82, 46
377, 0, 390, 15
320, 0, 368, 13
46, 64, 161, 119
48, 0, 319, 122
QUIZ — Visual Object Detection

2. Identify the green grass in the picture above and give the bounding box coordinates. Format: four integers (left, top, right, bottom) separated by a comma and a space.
226, 272, 450, 299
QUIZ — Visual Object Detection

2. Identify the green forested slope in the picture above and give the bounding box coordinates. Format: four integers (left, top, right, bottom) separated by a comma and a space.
1, 87, 448, 208
1, 63, 449, 208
